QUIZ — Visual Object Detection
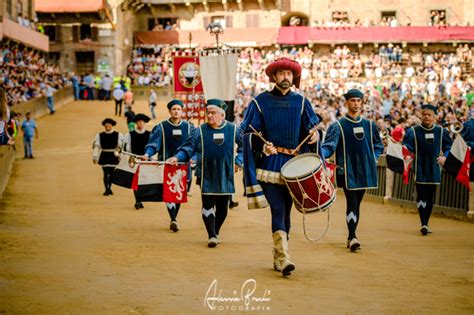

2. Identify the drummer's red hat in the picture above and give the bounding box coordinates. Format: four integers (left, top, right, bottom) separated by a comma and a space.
265, 57, 302, 89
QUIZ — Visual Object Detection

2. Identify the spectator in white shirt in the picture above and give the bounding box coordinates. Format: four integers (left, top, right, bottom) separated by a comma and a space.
112, 84, 124, 116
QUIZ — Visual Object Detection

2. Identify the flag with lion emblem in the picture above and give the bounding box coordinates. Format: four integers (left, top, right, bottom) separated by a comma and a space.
162, 164, 188, 203
132, 163, 188, 203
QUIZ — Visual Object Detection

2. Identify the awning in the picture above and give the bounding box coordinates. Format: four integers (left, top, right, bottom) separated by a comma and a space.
278, 26, 474, 45
35, 0, 105, 13
135, 28, 278, 47
0, 17, 49, 51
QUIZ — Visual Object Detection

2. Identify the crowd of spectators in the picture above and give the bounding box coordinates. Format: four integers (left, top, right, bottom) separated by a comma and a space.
0, 44, 71, 107
127, 42, 472, 139
311, 10, 470, 28
127, 46, 173, 87
234, 45, 473, 136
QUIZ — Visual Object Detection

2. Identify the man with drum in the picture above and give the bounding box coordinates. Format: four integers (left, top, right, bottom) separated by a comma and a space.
93, 118, 125, 196
143, 100, 193, 232
167, 99, 242, 248
403, 104, 452, 235
322, 89, 384, 252
240, 58, 320, 276
125, 113, 151, 210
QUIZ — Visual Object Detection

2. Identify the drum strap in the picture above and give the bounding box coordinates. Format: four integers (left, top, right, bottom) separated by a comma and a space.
302, 208, 330, 243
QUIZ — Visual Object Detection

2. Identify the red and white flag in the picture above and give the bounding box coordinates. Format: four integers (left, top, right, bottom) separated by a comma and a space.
386, 139, 414, 184
163, 164, 188, 203
131, 163, 189, 202
112, 154, 138, 189
443, 136, 471, 191
132, 163, 164, 202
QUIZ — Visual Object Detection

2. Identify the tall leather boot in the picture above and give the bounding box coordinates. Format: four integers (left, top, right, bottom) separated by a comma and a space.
273, 230, 295, 277
272, 247, 281, 272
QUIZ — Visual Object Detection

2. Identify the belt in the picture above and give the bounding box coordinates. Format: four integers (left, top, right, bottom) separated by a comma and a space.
275, 146, 298, 156
101, 149, 116, 152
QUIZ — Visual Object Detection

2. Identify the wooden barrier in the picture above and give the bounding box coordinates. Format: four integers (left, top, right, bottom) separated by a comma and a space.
11, 86, 75, 119
1, 87, 75, 198
130, 86, 172, 101
0, 145, 15, 199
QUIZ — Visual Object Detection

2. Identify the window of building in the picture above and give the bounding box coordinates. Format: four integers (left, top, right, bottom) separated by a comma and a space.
211, 16, 226, 28
28, 0, 33, 20
16, 2, 23, 17
7, 0, 13, 17
332, 11, 349, 23
282, 12, 309, 26
148, 18, 178, 31
44, 25, 58, 42
80, 24, 92, 40
381, 11, 396, 19
381, 11, 397, 26
430, 9, 446, 26
246, 14, 260, 28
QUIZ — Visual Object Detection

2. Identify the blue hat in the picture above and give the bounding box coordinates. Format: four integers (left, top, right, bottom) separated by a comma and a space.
206, 99, 228, 112
167, 99, 184, 110
343, 89, 364, 100
421, 104, 437, 113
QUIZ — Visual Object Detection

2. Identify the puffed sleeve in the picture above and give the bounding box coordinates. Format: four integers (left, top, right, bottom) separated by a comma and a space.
321, 122, 341, 159
402, 127, 415, 154
301, 97, 319, 131
372, 121, 384, 160
92, 133, 100, 161
125, 132, 132, 152
461, 122, 474, 149
239, 100, 267, 151
441, 128, 453, 157
117, 132, 126, 148
144, 123, 163, 157
235, 126, 243, 167
176, 127, 201, 163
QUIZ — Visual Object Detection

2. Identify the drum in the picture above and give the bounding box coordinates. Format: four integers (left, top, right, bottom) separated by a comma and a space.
281, 153, 336, 213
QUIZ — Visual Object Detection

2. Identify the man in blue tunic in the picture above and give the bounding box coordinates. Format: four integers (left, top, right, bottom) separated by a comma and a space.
240, 58, 320, 276
167, 99, 243, 248
143, 100, 194, 232
403, 104, 452, 235
322, 89, 384, 252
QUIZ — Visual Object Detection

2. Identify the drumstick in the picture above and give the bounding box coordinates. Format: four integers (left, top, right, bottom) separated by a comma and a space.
291, 133, 313, 155
249, 125, 271, 145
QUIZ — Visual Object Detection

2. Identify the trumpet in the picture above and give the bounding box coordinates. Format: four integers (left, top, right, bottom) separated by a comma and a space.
114, 146, 187, 167
380, 130, 390, 139
449, 121, 464, 134
114, 146, 142, 168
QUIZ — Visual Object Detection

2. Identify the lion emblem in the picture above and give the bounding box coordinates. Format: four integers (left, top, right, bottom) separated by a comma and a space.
166, 169, 187, 200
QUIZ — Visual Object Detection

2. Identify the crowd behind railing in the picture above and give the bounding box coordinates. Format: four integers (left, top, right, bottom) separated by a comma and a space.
127, 44, 472, 137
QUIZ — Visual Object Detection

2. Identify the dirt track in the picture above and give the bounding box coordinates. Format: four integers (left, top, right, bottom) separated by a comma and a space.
0, 98, 473, 314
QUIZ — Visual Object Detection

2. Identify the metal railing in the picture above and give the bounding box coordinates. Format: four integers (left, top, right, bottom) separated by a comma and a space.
366, 156, 469, 212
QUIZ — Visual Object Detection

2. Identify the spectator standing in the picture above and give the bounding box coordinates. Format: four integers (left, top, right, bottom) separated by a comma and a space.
71, 73, 80, 100
101, 74, 113, 101
124, 88, 134, 108
45, 83, 57, 114
21, 112, 38, 159
149, 89, 157, 119
112, 84, 124, 116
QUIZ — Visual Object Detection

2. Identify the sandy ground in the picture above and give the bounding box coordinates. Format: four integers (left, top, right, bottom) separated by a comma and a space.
0, 98, 473, 314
